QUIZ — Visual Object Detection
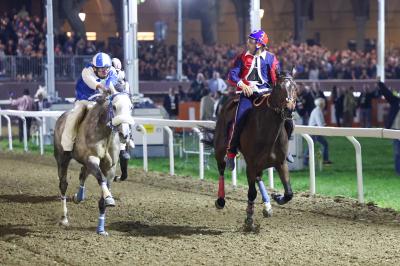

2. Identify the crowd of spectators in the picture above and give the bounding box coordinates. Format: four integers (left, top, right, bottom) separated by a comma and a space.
2, 8, 400, 82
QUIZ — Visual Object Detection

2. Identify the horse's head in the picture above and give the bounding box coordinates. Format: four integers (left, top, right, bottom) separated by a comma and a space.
270, 70, 297, 112
106, 91, 134, 139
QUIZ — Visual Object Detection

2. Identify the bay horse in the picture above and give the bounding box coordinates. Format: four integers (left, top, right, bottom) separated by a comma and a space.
54, 90, 134, 236
205, 72, 297, 230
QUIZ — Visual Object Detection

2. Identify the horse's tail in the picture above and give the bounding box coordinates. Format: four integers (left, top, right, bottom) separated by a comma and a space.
200, 126, 215, 148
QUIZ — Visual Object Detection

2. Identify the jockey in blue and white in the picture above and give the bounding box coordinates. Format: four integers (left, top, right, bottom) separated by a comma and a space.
110, 57, 135, 162
61, 52, 118, 153
225, 29, 287, 170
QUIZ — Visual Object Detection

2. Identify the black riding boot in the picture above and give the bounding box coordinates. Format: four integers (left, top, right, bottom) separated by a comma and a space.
119, 150, 129, 181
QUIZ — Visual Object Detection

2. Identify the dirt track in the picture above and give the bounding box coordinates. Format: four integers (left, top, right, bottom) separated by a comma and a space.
0, 152, 399, 265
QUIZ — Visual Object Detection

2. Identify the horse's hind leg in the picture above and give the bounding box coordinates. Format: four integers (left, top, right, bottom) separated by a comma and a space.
255, 171, 272, 217
273, 162, 293, 205
215, 150, 226, 209
57, 155, 71, 226
72, 166, 88, 204
86, 156, 115, 207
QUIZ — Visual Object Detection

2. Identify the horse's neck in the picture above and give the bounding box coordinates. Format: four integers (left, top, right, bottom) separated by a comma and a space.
83, 103, 112, 137
253, 107, 285, 141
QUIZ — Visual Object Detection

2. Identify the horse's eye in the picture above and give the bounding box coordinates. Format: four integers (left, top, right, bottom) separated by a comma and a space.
113, 106, 117, 112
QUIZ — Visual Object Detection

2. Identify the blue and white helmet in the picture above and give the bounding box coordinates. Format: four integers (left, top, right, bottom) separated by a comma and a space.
92, 52, 112, 68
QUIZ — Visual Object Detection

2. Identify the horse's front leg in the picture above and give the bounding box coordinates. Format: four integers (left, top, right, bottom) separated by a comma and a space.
96, 197, 108, 236
256, 172, 272, 217
73, 166, 88, 204
244, 167, 257, 231
87, 156, 115, 207
56, 155, 71, 226
273, 162, 293, 205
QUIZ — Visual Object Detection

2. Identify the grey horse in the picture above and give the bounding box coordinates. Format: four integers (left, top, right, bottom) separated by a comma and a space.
54, 90, 134, 236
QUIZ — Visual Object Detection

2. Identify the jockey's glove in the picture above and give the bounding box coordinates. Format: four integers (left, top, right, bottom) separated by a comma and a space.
241, 84, 253, 97
96, 83, 107, 93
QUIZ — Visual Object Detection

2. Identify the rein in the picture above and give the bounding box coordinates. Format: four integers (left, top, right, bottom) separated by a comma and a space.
252, 92, 293, 120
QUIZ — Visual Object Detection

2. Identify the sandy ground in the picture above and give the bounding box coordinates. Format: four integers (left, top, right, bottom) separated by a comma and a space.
0, 152, 399, 266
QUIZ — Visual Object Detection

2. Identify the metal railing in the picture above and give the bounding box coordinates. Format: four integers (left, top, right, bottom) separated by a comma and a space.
2, 109, 400, 204
0, 56, 92, 81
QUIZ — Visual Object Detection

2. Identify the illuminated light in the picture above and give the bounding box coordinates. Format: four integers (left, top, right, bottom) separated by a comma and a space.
86, 32, 97, 41
260, 9, 264, 19
79, 12, 86, 22
138, 32, 154, 41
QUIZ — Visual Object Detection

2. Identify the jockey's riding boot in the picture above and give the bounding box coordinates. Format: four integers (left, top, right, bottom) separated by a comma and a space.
120, 149, 131, 160
286, 153, 294, 163
224, 152, 236, 171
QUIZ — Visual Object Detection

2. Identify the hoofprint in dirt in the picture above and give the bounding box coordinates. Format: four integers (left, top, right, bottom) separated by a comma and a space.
0, 152, 399, 265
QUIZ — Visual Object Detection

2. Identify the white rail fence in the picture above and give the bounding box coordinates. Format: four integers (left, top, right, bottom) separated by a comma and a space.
1, 109, 400, 204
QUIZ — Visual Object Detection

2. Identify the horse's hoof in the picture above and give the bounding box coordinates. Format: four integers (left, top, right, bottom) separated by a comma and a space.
59, 216, 69, 226
72, 193, 81, 204
113, 176, 121, 182
272, 193, 285, 205
215, 198, 225, 209
104, 196, 115, 207
244, 217, 256, 231
263, 208, 273, 218
96, 230, 109, 236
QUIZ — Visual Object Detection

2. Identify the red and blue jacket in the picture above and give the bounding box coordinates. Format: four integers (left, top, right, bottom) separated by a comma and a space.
227, 50, 280, 93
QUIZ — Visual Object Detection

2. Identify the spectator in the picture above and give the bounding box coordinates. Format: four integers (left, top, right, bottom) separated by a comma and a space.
208, 71, 227, 97
189, 72, 206, 101
178, 85, 189, 102
358, 84, 379, 128
163, 87, 179, 119
343, 86, 357, 127
331, 86, 344, 127
377, 78, 400, 175
304, 98, 332, 165
200, 89, 215, 120
302, 85, 316, 125
10, 88, 34, 142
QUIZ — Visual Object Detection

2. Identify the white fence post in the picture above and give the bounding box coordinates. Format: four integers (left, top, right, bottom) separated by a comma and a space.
193, 127, 204, 180
163, 126, 174, 176
346, 136, 364, 203
3, 115, 13, 150
232, 157, 237, 188
17, 115, 28, 152
136, 124, 148, 172
268, 168, 274, 189
301, 134, 316, 195
35, 118, 43, 155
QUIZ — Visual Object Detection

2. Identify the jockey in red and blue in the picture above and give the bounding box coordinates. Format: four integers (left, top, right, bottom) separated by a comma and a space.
225, 29, 281, 170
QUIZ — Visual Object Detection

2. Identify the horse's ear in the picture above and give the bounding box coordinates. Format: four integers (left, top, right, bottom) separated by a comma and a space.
96, 95, 107, 104
291, 66, 297, 78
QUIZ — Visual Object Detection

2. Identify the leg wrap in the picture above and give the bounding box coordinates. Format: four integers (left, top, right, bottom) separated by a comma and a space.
257, 180, 270, 203
96, 213, 106, 233
218, 176, 225, 198
77, 186, 85, 202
